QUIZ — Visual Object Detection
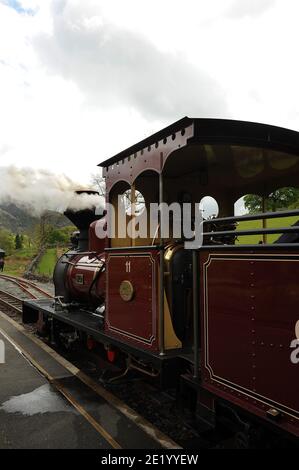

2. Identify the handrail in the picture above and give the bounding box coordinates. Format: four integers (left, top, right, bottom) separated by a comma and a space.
202, 208, 299, 225
204, 226, 299, 238
200, 243, 299, 250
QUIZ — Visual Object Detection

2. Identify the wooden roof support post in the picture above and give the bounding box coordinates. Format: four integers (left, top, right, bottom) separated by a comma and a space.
192, 249, 199, 380
159, 165, 165, 356
131, 183, 136, 246
262, 196, 267, 244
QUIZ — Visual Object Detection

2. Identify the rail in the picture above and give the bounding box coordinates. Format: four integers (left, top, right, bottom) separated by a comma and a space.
0, 274, 53, 299
202, 208, 299, 243
202, 208, 299, 224
0, 289, 22, 314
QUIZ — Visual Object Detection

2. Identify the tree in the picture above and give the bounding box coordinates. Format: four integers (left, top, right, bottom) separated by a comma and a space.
0, 229, 14, 255
244, 188, 299, 214
15, 233, 23, 250
121, 189, 145, 216
34, 215, 53, 249
90, 172, 106, 197
46, 227, 74, 246
33, 218, 75, 249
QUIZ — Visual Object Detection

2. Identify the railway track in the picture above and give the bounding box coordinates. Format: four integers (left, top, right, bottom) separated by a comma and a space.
0, 288, 23, 314
0, 274, 53, 323
0, 274, 53, 299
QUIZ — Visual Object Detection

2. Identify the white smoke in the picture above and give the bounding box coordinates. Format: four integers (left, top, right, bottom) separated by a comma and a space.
0, 166, 104, 216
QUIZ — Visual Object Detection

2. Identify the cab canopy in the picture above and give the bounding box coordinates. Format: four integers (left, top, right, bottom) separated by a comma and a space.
99, 117, 299, 246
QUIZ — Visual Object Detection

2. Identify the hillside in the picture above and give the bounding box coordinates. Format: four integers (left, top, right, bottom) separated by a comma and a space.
0, 203, 72, 233
0, 203, 37, 232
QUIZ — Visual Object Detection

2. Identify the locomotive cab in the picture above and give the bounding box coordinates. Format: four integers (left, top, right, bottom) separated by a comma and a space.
101, 118, 299, 442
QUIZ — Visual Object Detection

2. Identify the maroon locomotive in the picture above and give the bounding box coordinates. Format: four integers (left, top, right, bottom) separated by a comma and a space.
23, 117, 299, 447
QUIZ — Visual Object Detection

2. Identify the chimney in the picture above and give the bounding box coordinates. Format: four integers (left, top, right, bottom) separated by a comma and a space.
64, 190, 103, 251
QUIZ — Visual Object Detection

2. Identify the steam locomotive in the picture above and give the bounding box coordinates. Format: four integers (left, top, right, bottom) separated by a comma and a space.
23, 117, 299, 447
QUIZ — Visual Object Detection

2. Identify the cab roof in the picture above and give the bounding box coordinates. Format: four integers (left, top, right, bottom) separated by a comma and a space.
99, 117, 299, 168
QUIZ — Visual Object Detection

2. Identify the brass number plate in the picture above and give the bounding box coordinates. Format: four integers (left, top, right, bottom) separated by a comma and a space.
75, 274, 84, 285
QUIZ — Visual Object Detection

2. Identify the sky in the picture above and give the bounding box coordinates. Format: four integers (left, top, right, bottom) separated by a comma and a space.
0, 0, 299, 192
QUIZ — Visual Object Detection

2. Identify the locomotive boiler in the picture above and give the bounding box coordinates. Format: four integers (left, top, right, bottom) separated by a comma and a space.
23, 117, 299, 447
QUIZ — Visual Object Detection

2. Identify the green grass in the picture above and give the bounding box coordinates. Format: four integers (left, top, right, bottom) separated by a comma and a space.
36, 248, 58, 277
4, 247, 37, 276
13, 247, 36, 258
236, 215, 299, 244
3, 246, 64, 277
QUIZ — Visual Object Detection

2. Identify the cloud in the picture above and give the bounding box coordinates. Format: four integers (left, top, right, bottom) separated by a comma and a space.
225, 0, 276, 19
0, 0, 299, 185
0, 144, 12, 155
0, 0, 35, 15
33, 1, 227, 120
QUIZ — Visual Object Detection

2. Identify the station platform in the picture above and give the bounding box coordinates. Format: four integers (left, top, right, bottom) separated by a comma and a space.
0, 311, 179, 449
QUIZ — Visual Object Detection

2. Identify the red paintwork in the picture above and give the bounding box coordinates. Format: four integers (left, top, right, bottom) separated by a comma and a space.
103, 125, 194, 191
67, 253, 105, 304
200, 249, 299, 437
105, 249, 159, 350
89, 219, 107, 253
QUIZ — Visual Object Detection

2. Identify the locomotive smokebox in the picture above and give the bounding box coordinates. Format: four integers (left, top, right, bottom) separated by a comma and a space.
64, 189, 103, 251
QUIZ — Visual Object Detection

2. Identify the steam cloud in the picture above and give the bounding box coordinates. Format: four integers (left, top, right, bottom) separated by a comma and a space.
0, 166, 104, 216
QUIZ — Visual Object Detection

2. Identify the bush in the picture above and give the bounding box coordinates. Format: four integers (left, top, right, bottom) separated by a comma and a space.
0, 229, 15, 255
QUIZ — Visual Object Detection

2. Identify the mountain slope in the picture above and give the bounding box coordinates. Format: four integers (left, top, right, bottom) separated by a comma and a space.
0, 203, 72, 233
